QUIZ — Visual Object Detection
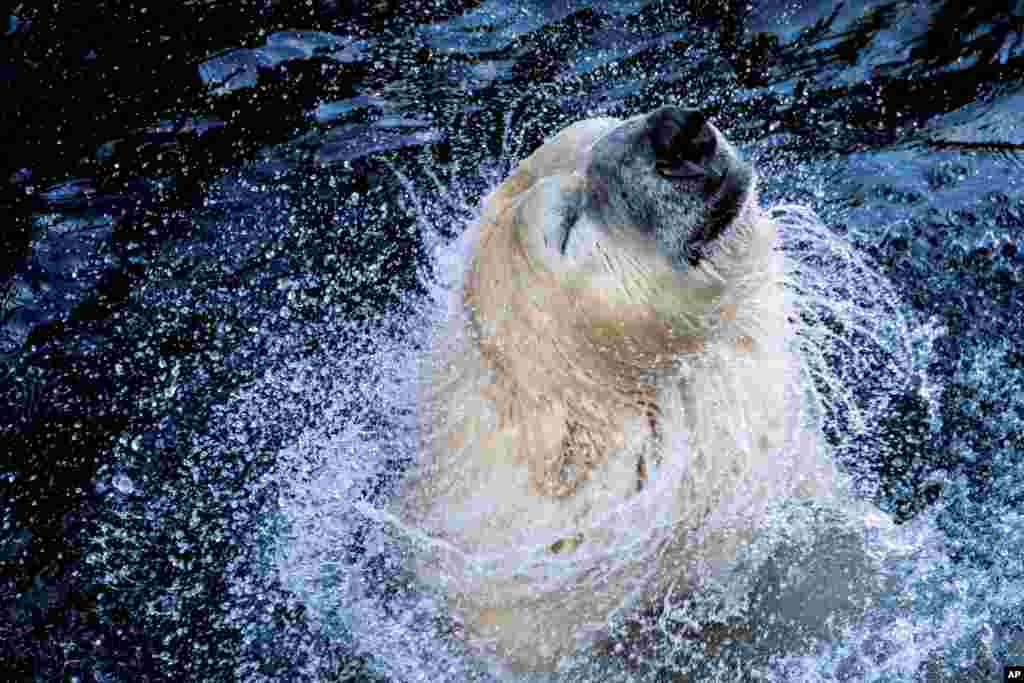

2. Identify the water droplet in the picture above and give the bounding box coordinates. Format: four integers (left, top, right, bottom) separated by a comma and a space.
112, 474, 135, 495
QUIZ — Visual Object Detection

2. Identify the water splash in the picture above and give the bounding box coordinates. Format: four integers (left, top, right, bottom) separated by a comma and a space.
263, 130, 956, 681
87, 111, 1023, 681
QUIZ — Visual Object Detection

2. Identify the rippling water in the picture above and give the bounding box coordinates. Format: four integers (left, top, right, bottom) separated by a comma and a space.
2, 1, 1023, 681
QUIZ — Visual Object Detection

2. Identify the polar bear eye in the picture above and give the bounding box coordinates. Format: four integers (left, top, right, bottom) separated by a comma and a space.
546, 203, 580, 255
516, 175, 592, 268
523, 176, 583, 256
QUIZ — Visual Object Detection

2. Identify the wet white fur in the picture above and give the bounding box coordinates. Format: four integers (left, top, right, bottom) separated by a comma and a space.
398, 114, 868, 673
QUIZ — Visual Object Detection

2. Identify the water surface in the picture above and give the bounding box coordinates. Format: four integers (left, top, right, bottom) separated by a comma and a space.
2, 1, 1023, 680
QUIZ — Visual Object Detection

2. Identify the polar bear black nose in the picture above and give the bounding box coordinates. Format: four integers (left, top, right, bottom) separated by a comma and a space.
650, 107, 718, 179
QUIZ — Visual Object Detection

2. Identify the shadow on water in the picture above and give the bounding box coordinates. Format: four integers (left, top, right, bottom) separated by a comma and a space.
1, 0, 1023, 680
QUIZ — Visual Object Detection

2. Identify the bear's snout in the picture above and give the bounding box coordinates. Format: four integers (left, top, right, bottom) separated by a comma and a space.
649, 107, 718, 181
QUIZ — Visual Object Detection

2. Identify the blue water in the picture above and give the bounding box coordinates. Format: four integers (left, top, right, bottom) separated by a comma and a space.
2, 1, 1023, 681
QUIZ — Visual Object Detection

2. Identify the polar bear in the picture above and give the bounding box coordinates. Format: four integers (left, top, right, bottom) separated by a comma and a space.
398, 106, 850, 673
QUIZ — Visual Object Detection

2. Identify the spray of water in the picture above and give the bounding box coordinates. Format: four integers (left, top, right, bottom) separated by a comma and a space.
266, 108, 957, 681
90, 102, 1022, 682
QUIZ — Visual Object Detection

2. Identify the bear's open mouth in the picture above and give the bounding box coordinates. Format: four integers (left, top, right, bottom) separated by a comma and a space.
683, 164, 750, 266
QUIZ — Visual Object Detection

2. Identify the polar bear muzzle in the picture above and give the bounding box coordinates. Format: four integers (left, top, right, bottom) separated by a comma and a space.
649, 107, 718, 181
585, 106, 754, 269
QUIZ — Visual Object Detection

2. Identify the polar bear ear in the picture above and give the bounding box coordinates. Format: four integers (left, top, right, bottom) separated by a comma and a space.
514, 174, 592, 269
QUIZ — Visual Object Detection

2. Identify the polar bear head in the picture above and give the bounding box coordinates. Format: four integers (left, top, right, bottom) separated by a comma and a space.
465, 106, 779, 403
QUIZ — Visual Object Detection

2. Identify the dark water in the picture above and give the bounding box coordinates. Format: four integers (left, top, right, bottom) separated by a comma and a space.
2, 1, 1023, 681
